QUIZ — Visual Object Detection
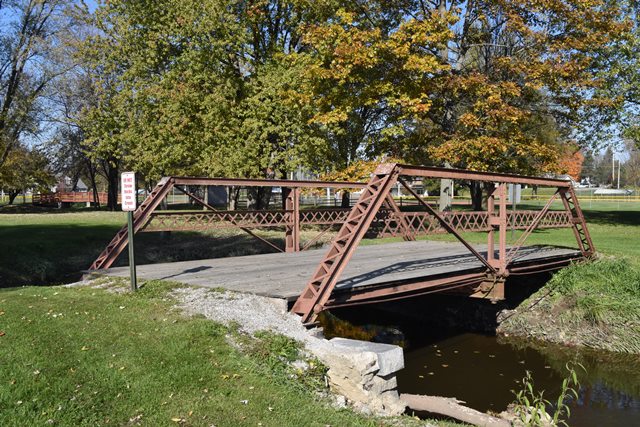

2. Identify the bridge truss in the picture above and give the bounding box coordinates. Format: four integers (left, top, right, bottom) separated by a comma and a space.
89, 164, 594, 325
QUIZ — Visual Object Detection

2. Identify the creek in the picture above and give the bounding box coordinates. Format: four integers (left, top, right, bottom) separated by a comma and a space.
327, 293, 640, 426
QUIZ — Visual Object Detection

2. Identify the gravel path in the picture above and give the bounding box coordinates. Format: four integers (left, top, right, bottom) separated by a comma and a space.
172, 287, 332, 355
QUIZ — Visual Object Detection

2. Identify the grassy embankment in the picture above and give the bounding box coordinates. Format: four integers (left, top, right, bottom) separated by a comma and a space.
0, 279, 466, 426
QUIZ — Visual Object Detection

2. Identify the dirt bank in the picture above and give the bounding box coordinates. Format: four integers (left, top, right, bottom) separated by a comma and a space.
497, 258, 640, 354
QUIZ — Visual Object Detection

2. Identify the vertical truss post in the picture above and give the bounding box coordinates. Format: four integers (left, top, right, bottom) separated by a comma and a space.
497, 183, 508, 275
291, 163, 400, 325
486, 184, 497, 267
559, 186, 595, 257
284, 187, 301, 253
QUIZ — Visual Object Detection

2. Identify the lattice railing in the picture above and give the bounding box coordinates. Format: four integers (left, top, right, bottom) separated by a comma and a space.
299, 208, 351, 225
142, 210, 289, 231
509, 210, 572, 229
141, 208, 574, 234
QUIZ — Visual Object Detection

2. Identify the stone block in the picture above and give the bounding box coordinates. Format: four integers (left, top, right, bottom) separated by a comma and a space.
329, 337, 404, 376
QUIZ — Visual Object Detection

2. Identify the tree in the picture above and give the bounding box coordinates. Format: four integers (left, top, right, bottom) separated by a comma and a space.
298, 0, 629, 208
80, 0, 327, 210
0, 0, 78, 169
594, 147, 615, 186
623, 140, 640, 187
0, 143, 54, 204
558, 143, 585, 181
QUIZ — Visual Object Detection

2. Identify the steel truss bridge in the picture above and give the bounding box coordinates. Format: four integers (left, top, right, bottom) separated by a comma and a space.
89, 163, 594, 326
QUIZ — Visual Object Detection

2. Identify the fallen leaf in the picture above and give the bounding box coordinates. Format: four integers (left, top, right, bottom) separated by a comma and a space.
0, 331, 5, 337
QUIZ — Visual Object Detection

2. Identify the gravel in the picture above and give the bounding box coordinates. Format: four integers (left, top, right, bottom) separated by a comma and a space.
172, 287, 332, 355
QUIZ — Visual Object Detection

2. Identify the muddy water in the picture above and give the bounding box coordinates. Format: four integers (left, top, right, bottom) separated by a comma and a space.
398, 332, 640, 426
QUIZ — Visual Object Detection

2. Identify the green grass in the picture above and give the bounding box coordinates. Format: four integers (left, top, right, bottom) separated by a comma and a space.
499, 258, 640, 353
546, 258, 640, 326
0, 209, 125, 285
0, 207, 333, 287
0, 282, 385, 426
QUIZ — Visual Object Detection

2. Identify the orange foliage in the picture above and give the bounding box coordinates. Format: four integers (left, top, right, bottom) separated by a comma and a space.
558, 146, 585, 181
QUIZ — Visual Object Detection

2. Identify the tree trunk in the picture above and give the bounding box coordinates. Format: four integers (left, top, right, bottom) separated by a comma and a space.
470, 181, 483, 211
341, 191, 350, 208
247, 187, 273, 210
86, 159, 100, 208
8, 190, 19, 204
106, 164, 119, 211
228, 187, 241, 210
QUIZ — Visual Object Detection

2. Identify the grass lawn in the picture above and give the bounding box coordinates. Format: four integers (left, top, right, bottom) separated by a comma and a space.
0, 281, 394, 426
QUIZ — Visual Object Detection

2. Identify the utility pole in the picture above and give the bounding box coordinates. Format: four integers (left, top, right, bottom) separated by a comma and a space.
617, 159, 621, 189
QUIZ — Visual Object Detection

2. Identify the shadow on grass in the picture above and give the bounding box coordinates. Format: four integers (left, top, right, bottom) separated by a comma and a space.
0, 204, 111, 214
0, 223, 284, 288
583, 209, 640, 227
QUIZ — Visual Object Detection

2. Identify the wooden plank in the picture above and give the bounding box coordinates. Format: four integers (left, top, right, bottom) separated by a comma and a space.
99, 241, 580, 300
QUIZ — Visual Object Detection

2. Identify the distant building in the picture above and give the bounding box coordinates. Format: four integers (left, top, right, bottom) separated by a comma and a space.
52, 176, 88, 193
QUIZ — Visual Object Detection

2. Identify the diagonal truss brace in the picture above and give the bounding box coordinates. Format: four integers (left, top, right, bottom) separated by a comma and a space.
398, 178, 497, 274
89, 177, 174, 270
291, 163, 401, 324
505, 191, 559, 265
173, 185, 283, 253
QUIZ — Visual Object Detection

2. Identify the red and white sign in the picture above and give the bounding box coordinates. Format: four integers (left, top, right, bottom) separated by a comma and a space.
121, 172, 137, 211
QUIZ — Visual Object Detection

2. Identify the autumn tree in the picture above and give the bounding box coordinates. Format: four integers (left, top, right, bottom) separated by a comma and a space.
299, 0, 629, 209
558, 143, 585, 181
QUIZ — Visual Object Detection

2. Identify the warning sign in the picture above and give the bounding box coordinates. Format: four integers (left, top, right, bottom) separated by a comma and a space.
121, 172, 137, 211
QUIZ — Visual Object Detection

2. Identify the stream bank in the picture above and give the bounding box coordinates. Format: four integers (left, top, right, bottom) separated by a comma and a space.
497, 258, 640, 353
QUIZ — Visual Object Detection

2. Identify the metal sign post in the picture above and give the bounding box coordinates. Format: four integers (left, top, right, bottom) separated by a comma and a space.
121, 172, 137, 291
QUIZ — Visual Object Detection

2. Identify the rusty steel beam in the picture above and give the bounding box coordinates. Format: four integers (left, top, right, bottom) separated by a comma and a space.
172, 177, 366, 189
174, 185, 283, 253
397, 164, 571, 187
291, 163, 401, 324
398, 178, 497, 274
560, 187, 595, 257
283, 188, 301, 252
326, 272, 487, 308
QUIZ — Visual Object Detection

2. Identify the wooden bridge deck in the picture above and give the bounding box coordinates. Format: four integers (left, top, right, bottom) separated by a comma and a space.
99, 241, 581, 303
